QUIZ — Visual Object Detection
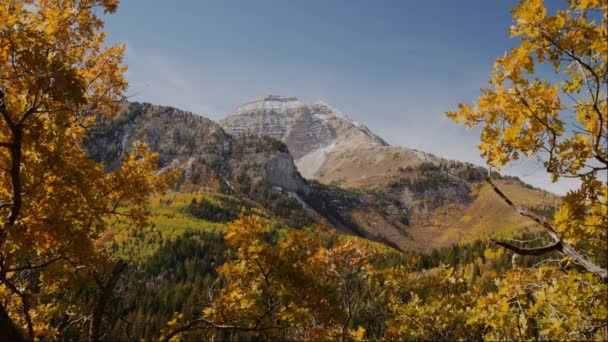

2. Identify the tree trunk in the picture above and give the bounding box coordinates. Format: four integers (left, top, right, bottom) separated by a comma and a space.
0, 303, 25, 341
89, 260, 127, 341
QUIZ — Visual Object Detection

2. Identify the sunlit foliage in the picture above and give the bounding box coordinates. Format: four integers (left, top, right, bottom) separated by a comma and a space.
177, 216, 381, 341
163, 215, 607, 341
446, 0, 607, 276
0, 0, 175, 339
444, 0, 608, 339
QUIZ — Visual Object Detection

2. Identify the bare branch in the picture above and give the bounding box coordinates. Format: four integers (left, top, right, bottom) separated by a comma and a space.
6, 255, 65, 272
491, 239, 562, 256
161, 317, 280, 342
487, 177, 607, 281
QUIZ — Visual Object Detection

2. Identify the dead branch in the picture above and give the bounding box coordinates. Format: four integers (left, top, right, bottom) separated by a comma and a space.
487, 177, 607, 281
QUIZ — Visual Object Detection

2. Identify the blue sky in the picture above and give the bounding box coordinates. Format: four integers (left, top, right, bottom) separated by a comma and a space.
103, 0, 578, 194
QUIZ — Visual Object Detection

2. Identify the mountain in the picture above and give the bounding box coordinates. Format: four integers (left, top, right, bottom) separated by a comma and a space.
221, 95, 560, 250
85, 98, 558, 252
221, 95, 440, 187
85, 102, 410, 247
221, 95, 387, 159
86, 102, 307, 194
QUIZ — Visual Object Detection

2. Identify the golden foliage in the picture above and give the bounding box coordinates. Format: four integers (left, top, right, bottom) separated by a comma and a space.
165, 215, 607, 341
0, 0, 175, 338
166, 216, 383, 341
446, 0, 607, 272
444, 0, 608, 339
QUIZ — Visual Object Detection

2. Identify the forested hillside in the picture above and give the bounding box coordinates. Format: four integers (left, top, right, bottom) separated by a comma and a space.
101, 191, 604, 341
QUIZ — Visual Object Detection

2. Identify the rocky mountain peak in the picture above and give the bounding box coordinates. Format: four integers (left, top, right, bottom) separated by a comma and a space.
235, 95, 300, 112
221, 95, 388, 163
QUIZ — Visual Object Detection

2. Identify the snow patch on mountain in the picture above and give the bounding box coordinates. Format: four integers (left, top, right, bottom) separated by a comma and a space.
295, 141, 336, 179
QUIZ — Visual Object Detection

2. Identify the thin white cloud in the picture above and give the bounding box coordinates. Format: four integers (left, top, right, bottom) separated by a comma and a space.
124, 51, 220, 115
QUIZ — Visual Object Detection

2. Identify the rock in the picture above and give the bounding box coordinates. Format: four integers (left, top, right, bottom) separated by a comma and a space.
85, 102, 310, 195
220, 95, 435, 187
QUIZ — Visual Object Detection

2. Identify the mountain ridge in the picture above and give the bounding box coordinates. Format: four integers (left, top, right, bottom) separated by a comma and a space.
222, 95, 388, 159
85, 99, 559, 252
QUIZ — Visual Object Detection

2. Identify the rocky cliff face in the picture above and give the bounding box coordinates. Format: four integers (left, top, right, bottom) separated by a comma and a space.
221, 95, 396, 178
221, 96, 388, 157
220, 95, 440, 184
85, 102, 309, 194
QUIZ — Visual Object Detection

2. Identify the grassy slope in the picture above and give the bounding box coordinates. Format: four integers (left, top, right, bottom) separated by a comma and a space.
304, 144, 561, 252
405, 179, 560, 252
112, 177, 559, 260
311, 145, 439, 188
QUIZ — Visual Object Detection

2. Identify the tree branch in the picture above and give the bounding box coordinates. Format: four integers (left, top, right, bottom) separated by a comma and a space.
491, 239, 562, 256
542, 34, 608, 166
161, 317, 280, 342
0, 303, 25, 341
5, 255, 65, 273
486, 177, 607, 281
0, 89, 23, 228
3, 279, 34, 339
